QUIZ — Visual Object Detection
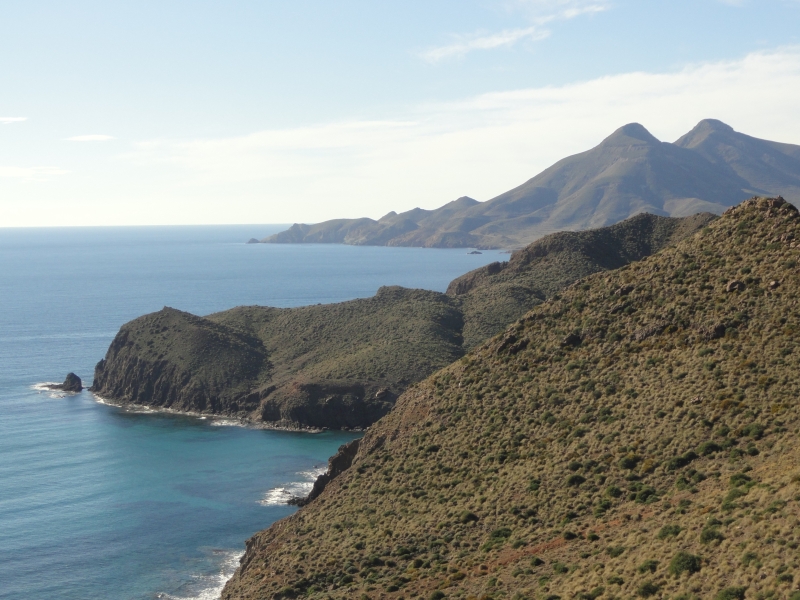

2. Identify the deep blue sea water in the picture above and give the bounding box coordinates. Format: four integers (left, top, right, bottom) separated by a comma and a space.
0, 226, 503, 600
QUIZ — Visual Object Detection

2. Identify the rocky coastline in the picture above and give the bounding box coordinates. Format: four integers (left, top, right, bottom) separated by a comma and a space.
89, 212, 716, 432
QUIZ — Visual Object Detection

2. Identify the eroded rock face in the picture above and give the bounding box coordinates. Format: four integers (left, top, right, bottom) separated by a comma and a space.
290, 438, 361, 506
89, 307, 267, 416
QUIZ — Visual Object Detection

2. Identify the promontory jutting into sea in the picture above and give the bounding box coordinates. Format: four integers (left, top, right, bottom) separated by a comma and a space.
3, 110, 799, 600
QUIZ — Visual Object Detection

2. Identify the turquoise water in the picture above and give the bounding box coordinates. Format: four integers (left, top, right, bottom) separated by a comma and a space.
0, 226, 503, 600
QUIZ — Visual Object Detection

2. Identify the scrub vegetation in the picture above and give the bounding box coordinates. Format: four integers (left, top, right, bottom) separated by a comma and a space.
221, 197, 800, 600
92, 213, 713, 429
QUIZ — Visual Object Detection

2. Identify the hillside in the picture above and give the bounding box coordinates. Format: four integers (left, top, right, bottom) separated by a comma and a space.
222, 197, 800, 600
257, 120, 800, 249
451, 212, 715, 348
91, 214, 713, 429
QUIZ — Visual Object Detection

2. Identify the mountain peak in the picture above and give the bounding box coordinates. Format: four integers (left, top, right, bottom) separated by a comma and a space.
674, 119, 736, 147
601, 122, 660, 146
695, 118, 734, 132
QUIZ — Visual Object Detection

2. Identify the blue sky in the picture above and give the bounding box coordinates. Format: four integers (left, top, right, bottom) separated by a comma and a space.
2, 0, 800, 226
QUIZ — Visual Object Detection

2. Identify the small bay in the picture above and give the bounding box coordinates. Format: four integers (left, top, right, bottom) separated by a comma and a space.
0, 225, 502, 600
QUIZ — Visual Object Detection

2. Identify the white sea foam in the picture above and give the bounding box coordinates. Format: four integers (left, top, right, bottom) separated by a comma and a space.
31, 382, 78, 399
156, 550, 243, 600
208, 418, 243, 427
258, 466, 327, 506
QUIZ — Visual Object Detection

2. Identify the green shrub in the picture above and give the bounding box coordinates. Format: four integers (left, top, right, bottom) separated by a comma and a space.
697, 441, 723, 455
552, 562, 569, 574
607, 575, 623, 585
567, 474, 586, 486
637, 581, 660, 597
429, 592, 446, 600
741, 423, 766, 439
668, 551, 702, 576
606, 546, 625, 558
619, 454, 640, 469
714, 587, 746, 600
489, 527, 512, 539
594, 499, 612, 517
459, 511, 479, 523
635, 486, 657, 504
729, 473, 752, 487
638, 559, 659, 573
700, 526, 725, 544
666, 451, 698, 471
657, 524, 681, 539
606, 485, 623, 498
741, 552, 758, 565
722, 487, 748, 510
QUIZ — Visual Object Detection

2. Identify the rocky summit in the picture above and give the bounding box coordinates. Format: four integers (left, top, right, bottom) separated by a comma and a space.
221, 198, 800, 600
90, 213, 713, 430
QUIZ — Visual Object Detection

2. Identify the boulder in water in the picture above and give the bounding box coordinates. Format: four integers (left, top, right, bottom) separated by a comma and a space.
45, 372, 82, 392
61, 372, 83, 392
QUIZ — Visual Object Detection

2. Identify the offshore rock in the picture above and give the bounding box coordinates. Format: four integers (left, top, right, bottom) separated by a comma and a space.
61, 372, 83, 392
44, 372, 83, 392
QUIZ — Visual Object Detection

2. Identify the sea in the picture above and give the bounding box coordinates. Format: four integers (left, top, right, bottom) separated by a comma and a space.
0, 225, 503, 600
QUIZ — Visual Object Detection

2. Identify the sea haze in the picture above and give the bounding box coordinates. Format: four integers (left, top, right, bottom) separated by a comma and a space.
0, 225, 503, 600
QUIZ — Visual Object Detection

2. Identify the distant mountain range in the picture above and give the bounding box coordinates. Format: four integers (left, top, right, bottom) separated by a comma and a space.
255, 119, 800, 248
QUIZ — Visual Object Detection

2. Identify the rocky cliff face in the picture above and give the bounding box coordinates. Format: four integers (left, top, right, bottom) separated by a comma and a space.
91, 288, 464, 429
91, 307, 266, 415
91, 213, 714, 430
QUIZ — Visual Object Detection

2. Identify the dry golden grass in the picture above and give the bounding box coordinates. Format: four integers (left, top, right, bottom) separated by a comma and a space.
222, 198, 800, 600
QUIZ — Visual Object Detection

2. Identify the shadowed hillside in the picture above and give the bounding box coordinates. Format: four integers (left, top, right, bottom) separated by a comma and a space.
257, 120, 800, 249
91, 214, 713, 429
222, 197, 800, 600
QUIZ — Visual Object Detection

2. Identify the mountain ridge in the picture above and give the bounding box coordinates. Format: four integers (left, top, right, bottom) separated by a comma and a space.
256, 120, 800, 249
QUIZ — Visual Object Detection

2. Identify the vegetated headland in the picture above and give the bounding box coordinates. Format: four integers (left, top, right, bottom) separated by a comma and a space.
255, 120, 800, 249
220, 197, 800, 600
90, 211, 714, 430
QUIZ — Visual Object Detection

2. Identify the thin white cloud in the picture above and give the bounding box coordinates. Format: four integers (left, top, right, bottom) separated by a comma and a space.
66, 134, 116, 142
0, 166, 69, 178
421, 0, 609, 62
420, 26, 550, 62
118, 47, 800, 225
0, 117, 27, 125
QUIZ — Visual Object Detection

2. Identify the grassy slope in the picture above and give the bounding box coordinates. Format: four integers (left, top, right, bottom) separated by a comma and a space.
453, 213, 717, 349
91, 215, 714, 429
222, 197, 800, 600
